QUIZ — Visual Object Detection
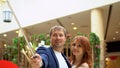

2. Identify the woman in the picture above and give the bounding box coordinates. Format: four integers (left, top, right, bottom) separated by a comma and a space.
70, 36, 92, 68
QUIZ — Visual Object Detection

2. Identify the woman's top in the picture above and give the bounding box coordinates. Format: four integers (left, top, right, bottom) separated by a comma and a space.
72, 62, 89, 68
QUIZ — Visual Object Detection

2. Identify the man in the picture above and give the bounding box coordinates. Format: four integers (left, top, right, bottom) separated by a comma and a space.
31, 25, 71, 68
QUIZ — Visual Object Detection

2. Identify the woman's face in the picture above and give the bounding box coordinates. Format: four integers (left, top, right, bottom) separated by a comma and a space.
71, 40, 84, 56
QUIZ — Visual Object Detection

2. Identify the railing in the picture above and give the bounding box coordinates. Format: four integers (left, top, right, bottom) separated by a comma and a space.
0, 48, 9, 60
0, 43, 71, 68
0, 48, 31, 68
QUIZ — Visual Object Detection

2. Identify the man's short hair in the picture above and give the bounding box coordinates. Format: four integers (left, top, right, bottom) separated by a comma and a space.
49, 25, 67, 37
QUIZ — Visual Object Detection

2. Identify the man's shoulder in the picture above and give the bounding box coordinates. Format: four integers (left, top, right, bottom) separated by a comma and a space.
36, 46, 51, 53
37, 45, 50, 50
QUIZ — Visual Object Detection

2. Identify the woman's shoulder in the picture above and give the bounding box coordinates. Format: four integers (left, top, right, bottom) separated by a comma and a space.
79, 62, 89, 68
72, 62, 89, 68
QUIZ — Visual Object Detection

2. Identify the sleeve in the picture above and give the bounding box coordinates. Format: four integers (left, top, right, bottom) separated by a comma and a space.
36, 47, 49, 68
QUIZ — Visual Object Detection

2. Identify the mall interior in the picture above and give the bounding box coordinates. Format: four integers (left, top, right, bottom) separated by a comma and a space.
0, 0, 120, 68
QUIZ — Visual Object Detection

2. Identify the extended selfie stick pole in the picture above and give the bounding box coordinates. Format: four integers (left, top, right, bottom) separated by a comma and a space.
6, 0, 35, 56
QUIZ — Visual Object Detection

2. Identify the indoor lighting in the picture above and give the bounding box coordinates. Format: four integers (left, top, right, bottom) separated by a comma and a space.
3, 10, 12, 22
105, 58, 110, 61
3, 34, 7, 37
4, 44, 7, 47
73, 27, 77, 30
16, 30, 19, 34
71, 23, 75, 25
115, 31, 119, 34
113, 37, 116, 40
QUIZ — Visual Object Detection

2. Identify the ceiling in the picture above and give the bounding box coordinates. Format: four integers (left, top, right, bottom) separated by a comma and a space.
0, 2, 120, 44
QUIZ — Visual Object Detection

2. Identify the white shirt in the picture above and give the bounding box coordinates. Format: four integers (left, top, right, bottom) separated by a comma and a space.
54, 50, 68, 68
72, 62, 89, 68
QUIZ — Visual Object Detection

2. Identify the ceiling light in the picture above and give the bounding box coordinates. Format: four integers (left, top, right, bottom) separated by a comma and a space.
115, 31, 119, 34
3, 10, 12, 23
71, 23, 74, 25
3, 34, 7, 37
16, 30, 19, 34
4, 44, 6, 47
105, 58, 110, 61
73, 27, 77, 30
113, 37, 116, 40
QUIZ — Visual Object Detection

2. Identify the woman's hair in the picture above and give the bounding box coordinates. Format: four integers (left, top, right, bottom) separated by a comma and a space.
70, 36, 92, 68
49, 25, 67, 37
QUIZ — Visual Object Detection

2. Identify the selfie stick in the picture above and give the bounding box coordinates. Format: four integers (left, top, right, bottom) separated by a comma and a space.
6, 0, 35, 56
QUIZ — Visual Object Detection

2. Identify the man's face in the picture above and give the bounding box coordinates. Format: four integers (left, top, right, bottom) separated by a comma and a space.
50, 29, 66, 48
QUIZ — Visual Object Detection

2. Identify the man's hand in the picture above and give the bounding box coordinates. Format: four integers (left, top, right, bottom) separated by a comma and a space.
31, 54, 42, 68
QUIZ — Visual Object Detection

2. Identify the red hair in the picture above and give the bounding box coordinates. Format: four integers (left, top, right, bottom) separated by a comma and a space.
70, 36, 92, 68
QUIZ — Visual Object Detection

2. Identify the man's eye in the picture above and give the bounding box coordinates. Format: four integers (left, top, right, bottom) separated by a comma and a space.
72, 43, 76, 46
59, 34, 63, 37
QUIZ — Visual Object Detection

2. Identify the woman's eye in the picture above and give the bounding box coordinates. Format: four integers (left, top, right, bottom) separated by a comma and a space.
78, 44, 81, 47
53, 34, 57, 37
